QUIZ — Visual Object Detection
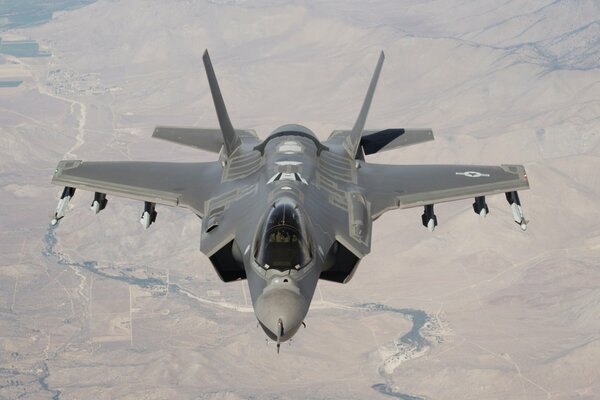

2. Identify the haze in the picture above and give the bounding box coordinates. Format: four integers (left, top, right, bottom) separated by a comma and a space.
0, 1, 599, 399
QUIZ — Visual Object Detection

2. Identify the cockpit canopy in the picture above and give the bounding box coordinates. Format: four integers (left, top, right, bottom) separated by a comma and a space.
255, 198, 312, 270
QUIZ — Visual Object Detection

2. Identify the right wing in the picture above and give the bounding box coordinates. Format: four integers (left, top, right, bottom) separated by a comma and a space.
51, 159, 222, 217
359, 163, 529, 219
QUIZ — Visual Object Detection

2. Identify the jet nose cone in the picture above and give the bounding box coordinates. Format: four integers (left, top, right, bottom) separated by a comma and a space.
255, 287, 308, 342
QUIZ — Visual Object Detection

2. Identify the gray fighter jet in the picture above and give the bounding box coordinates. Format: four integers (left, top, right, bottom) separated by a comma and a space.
50, 51, 529, 352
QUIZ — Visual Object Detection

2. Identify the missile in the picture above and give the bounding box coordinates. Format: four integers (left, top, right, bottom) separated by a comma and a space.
427, 218, 436, 232
140, 201, 157, 229
472, 196, 489, 218
51, 186, 76, 225
421, 204, 438, 232
505, 191, 527, 230
90, 192, 108, 214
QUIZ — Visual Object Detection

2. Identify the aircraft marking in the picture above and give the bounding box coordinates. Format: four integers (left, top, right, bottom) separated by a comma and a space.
455, 171, 490, 178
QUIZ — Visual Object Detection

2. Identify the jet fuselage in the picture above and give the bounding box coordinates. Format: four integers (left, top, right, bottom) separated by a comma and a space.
230, 124, 370, 343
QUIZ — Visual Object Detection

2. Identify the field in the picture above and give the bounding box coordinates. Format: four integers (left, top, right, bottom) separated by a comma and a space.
0, 1, 599, 399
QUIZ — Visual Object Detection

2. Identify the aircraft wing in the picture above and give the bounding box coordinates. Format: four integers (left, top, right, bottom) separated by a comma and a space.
359, 163, 529, 219
51, 159, 222, 217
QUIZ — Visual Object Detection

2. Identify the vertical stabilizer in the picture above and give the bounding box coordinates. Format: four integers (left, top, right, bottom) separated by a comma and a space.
343, 51, 385, 158
202, 50, 242, 157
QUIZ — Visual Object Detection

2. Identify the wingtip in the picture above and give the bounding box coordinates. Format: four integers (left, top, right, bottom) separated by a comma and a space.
380, 50, 385, 59
203, 49, 210, 62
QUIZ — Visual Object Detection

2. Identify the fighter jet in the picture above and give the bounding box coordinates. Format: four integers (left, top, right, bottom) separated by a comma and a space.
50, 51, 529, 352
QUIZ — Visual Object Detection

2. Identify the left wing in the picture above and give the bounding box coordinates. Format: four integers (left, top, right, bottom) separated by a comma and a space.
51, 159, 222, 222
359, 163, 529, 222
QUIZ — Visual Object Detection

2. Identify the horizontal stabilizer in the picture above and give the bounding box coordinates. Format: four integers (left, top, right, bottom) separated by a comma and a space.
153, 126, 258, 153
329, 128, 434, 155
361, 128, 433, 154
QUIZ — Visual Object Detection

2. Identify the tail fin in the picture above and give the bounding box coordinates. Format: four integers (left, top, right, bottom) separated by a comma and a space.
343, 51, 385, 158
202, 50, 242, 157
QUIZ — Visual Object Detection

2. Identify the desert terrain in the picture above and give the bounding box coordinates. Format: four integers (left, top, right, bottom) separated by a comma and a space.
0, 1, 599, 399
